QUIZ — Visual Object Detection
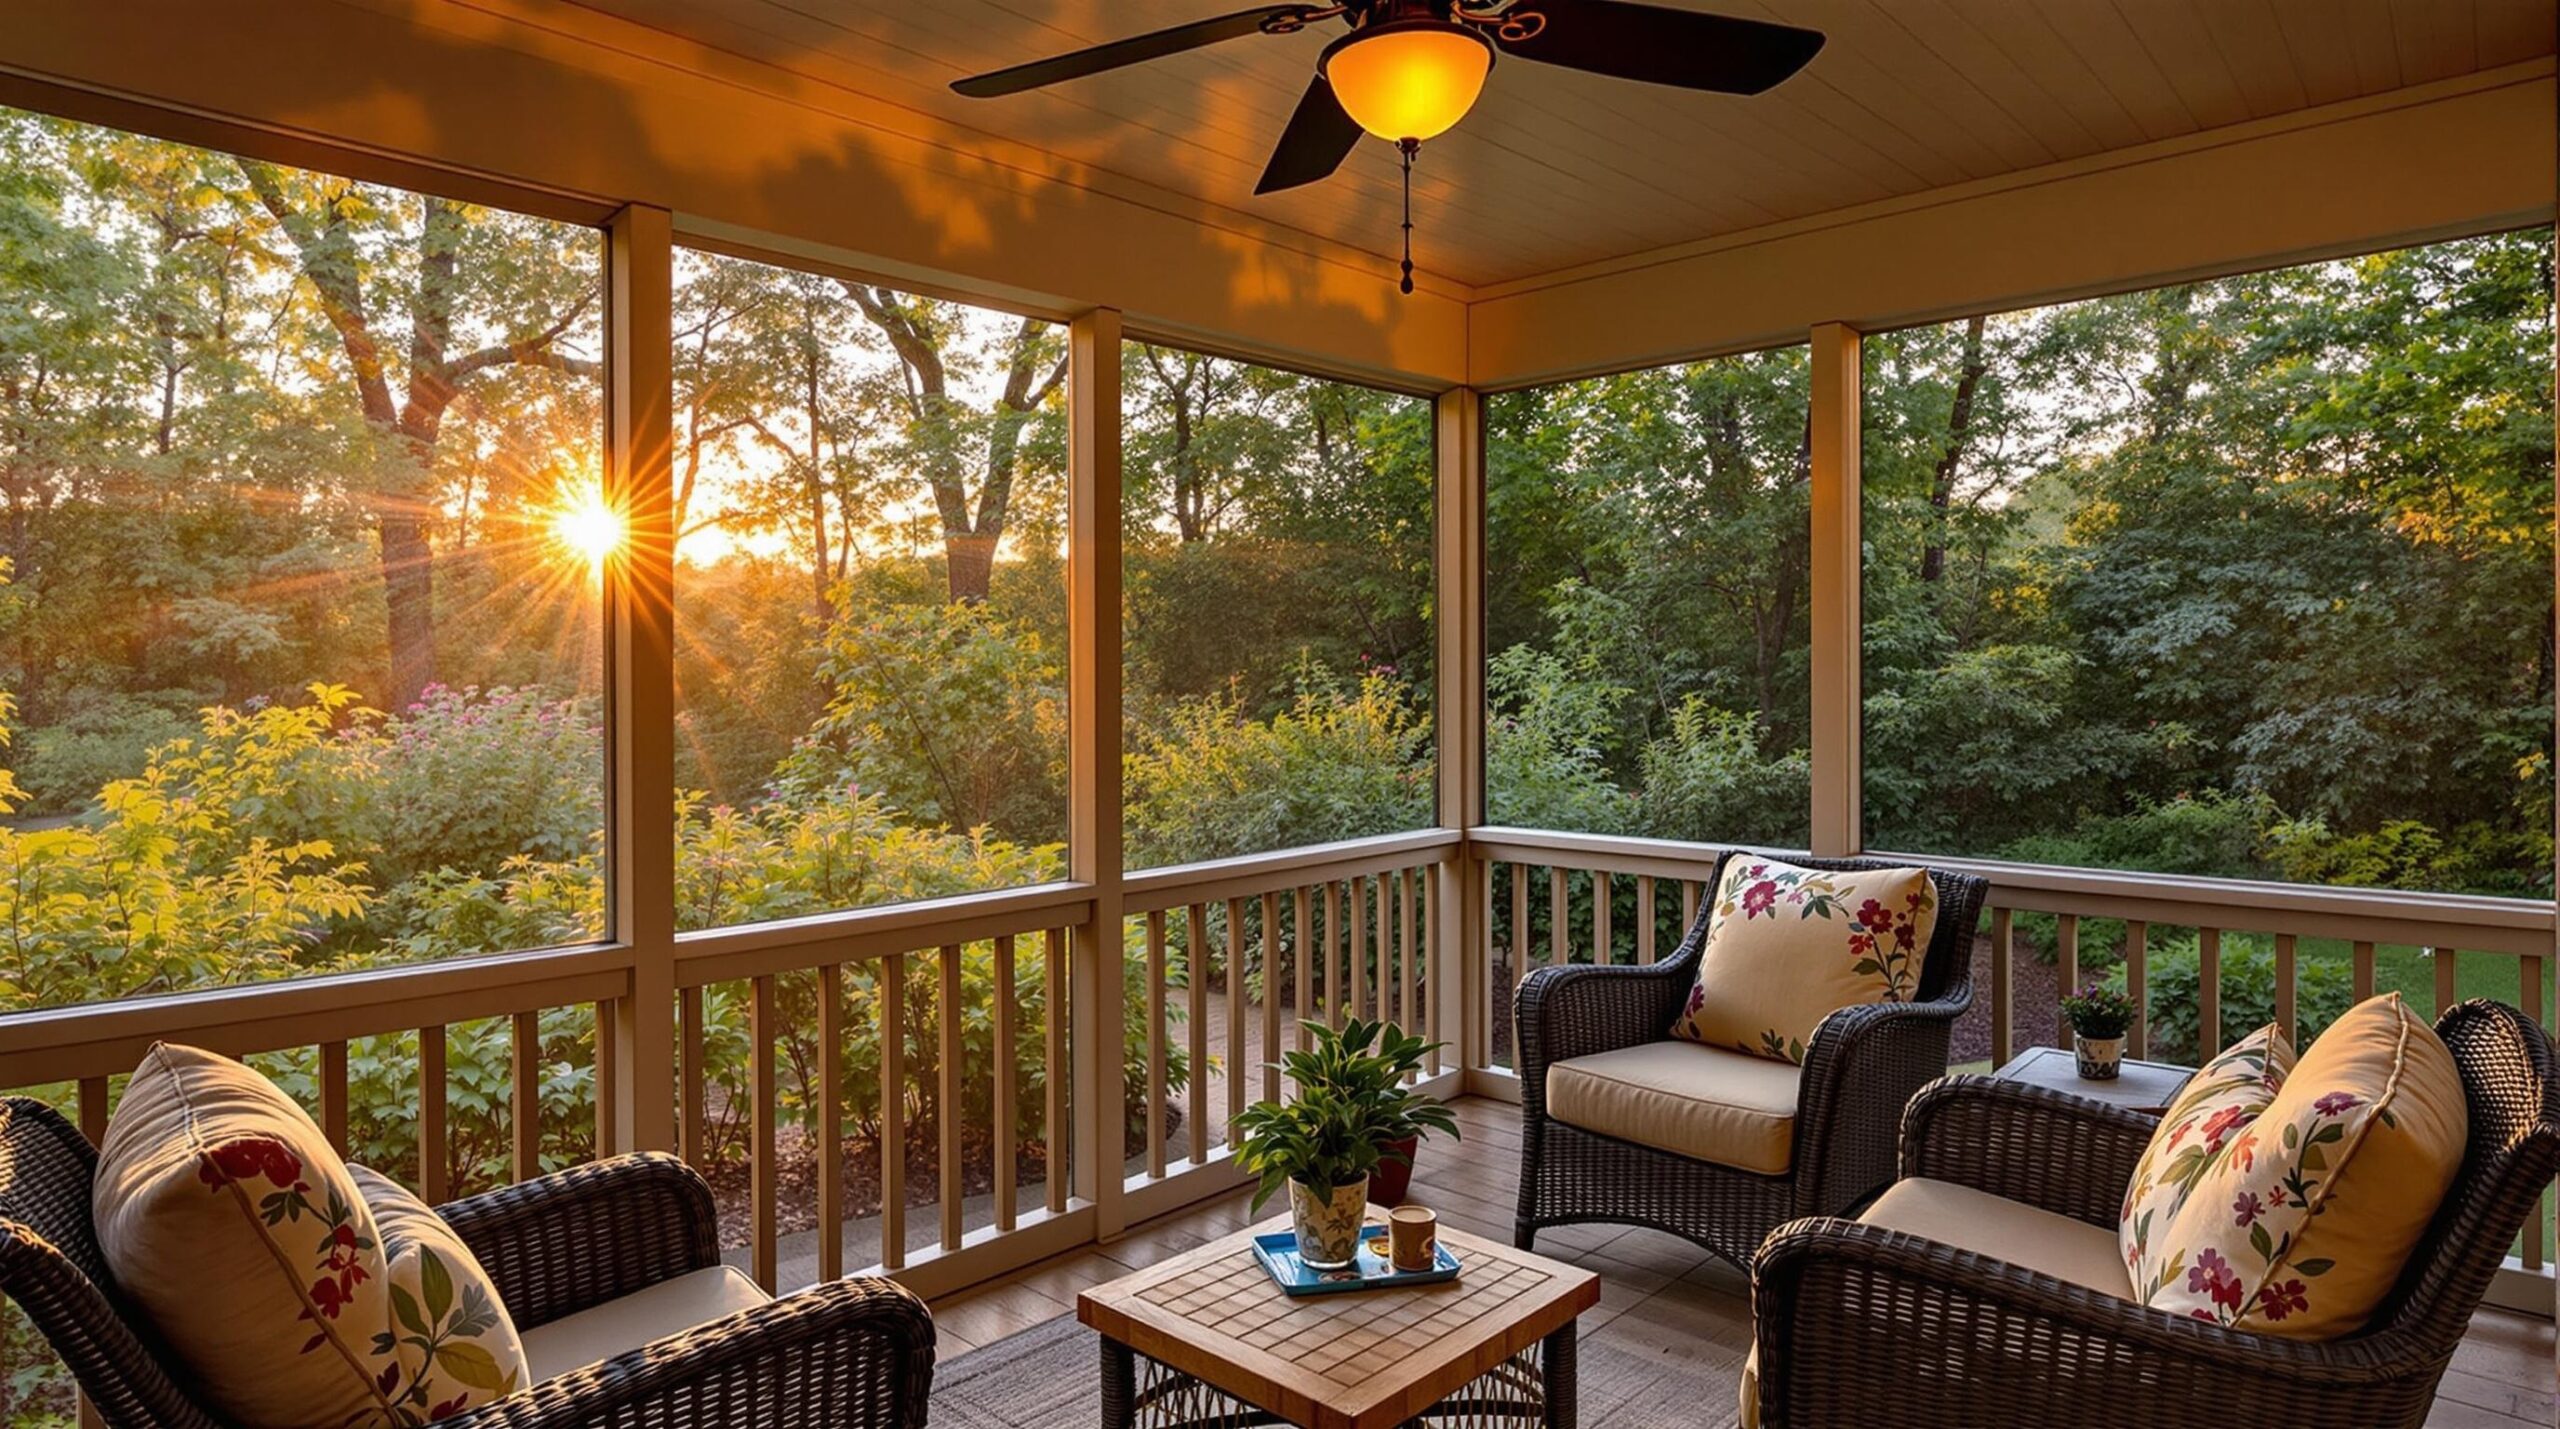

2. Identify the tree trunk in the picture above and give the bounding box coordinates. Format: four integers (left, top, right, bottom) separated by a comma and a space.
1922, 312, 1989, 586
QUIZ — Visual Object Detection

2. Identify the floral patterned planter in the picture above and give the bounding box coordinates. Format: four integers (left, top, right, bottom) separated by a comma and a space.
2076, 1034, 2126, 1080
1288, 1176, 1370, 1269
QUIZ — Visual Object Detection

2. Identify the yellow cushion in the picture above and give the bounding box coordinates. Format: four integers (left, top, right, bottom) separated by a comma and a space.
2120, 1022, 2295, 1298
2131, 995, 2466, 1337
1547, 1039, 1797, 1174
518, 1266, 770, 1382
94, 1044, 422, 1427
1670, 856, 1938, 1063
353, 1167, 531, 1413
1741, 1177, 2132, 1426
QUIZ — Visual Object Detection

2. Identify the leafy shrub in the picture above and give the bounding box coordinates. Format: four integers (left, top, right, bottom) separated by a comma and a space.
1484, 645, 1633, 834
1634, 696, 1809, 845
2135, 935, 2353, 1065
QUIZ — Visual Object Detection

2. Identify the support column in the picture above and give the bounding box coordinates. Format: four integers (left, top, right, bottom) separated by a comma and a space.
1068, 308, 1129, 1239
606, 204, 678, 1154
1433, 387, 1487, 1086
1809, 322, 1864, 859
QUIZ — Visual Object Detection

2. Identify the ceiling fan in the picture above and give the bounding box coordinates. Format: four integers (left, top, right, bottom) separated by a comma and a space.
952, 1, 1825, 291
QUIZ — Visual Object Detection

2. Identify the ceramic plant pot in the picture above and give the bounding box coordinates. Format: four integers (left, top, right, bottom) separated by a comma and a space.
1369, 1135, 1421, 1206
2075, 1034, 2126, 1080
1289, 1175, 1370, 1269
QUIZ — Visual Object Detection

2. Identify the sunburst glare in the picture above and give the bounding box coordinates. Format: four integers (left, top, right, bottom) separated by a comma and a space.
550, 486, 625, 575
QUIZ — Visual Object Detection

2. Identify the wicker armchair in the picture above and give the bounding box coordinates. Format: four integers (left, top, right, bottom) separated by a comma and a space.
1749, 999, 2560, 1429
0, 1097, 935, 1428
1512, 852, 1986, 1267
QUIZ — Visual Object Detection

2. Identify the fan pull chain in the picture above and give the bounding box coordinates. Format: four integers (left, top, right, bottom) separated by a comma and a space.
1398, 137, 1419, 295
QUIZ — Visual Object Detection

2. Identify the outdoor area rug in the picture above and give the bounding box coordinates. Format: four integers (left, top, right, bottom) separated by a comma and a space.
931, 1313, 1746, 1428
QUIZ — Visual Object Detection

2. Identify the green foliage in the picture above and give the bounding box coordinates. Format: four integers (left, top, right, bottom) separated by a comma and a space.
1635, 697, 1809, 846
2133, 937, 2356, 1066
1124, 666, 1430, 868
1237, 1019, 1456, 1210
2060, 983, 2135, 1040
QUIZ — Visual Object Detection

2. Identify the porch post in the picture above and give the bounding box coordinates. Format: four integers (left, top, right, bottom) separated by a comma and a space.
1068, 308, 1129, 1239
604, 204, 678, 1154
1433, 386, 1486, 1087
1808, 322, 1864, 860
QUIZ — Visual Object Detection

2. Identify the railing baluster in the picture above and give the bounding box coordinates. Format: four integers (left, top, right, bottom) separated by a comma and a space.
938, 944, 963, 1252
2432, 946, 2458, 1020
2197, 928, 2222, 1056
1293, 886, 1313, 1053
1226, 897, 1246, 1135
679, 985, 706, 1169
1423, 872, 1441, 1076
750, 976, 778, 1291
818, 963, 845, 1281
1146, 910, 1168, 1179
321, 1040, 350, 1157
1185, 904, 1209, 1163
994, 935, 1017, 1235
2274, 933, 2298, 1044
1398, 871, 1416, 1044
2352, 941, 2376, 1003
2125, 921, 2149, 1058
1989, 906, 2014, 1067
1350, 877, 1369, 1021
592, 999, 618, 1160
2054, 913, 2079, 1044
78, 1076, 108, 1148
1044, 927, 1068, 1216
1682, 879, 1700, 933
510, 1013, 539, 1183
419, 1025, 448, 1204
1592, 869, 1611, 966
1507, 864, 1527, 1025
1549, 865, 1568, 967
1637, 875, 1656, 965
1324, 882, 1343, 1027
881, 951, 906, 1272
1261, 891, 1283, 1101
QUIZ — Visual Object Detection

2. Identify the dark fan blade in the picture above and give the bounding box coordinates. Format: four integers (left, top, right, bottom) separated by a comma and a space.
953, 5, 1323, 97
1494, 0, 1824, 94
1254, 77, 1365, 195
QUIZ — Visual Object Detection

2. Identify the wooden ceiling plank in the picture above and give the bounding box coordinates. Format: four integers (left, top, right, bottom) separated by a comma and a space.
1893, 0, 2108, 159
2201, 0, 2312, 117
2107, 1, 2256, 131
1955, 0, 2152, 152
1849, 0, 2076, 168
2388, 0, 2473, 85
2272, 0, 2368, 108
2027, 0, 2205, 143
2476, 0, 2560, 66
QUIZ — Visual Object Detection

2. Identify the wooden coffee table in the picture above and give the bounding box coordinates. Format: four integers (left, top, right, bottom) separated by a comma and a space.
1077, 1213, 1600, 1429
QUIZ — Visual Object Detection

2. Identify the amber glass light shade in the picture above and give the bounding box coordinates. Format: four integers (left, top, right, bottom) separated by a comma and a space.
1321, 23, 1494, 142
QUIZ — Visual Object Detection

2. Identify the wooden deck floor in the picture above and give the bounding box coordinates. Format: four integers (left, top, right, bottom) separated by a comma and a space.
926, 1096, 2557, 1428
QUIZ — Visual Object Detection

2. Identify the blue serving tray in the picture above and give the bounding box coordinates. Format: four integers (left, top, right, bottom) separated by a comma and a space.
1249, 1228, 1463, 1295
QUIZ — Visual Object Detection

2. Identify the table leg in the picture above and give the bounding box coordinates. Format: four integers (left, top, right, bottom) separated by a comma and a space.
1102, 1335, 1139, 1429
1541, 1321, 1577, 1429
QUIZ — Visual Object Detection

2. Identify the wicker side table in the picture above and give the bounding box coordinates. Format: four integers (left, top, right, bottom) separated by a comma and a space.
1989, 1044, 2193, 1115
1079, 1215, 1599, 1429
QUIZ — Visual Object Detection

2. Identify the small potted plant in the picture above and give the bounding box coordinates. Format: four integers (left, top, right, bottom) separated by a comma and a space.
1270, 1018, 1459, 1206
2062, 983, 2135, 1080
1237, 1020, 1460, 1267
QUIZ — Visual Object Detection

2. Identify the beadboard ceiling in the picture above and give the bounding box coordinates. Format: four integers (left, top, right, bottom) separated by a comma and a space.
558, 0, 2557, 288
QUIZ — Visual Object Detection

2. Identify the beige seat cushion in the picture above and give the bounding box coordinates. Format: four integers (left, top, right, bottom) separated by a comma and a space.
519, 1266, 771, 1382
1670, 856, 1939, 1064
2134, 994, 2466, 1337
1547, 1040, 1798, 1174
1741, 1177, 2133, 1426
94, 1042, 529, 1428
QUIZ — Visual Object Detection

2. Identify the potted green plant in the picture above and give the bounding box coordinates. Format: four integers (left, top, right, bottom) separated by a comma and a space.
1237, 1020, 1460, 1266
2062, 983, 2136, 1080
1270, 1018, 1458, 1206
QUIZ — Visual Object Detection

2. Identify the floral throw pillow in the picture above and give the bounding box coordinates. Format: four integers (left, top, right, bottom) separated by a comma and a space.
1667, 856, 1938, 1064
354, 1167, 529, 1418
93, 1043, 528, 1427
2125, 995, 2467, 1338
2119, 1022, 2294, 1300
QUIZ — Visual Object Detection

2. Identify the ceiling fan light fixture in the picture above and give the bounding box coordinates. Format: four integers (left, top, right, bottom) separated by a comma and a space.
1320, 20, 1494, 142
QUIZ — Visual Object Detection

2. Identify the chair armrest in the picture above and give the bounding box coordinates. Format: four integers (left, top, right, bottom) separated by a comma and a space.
1513, 960, 1697, 1118
1789, 991, 1970, 1215
1750, 1217, 2441, 1429
446, 1277, 935, 1429
439, 1153, 720, 1330
1899, 1076, 2157, 1228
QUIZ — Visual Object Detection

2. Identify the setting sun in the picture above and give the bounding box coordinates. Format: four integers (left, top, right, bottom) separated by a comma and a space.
550, 488, 625, 574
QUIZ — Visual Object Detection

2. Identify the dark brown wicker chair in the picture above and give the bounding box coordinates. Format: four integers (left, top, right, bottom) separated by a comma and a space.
1512, 852, 1986, 1268
0, 1097, 935, 1428
1749, 999, 2560, 1429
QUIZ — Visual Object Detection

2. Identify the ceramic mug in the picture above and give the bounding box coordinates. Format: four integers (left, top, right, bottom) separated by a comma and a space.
1388, 1205, 1438, 1272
